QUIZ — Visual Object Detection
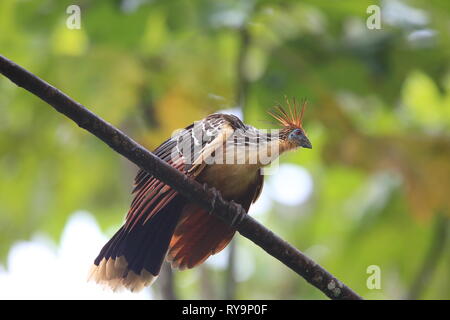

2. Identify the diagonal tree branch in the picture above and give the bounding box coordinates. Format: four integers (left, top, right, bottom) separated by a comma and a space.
0, 54, 362, 300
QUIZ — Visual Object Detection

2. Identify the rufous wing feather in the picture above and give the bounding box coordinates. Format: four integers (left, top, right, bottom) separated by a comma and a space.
167, 169, 264, 270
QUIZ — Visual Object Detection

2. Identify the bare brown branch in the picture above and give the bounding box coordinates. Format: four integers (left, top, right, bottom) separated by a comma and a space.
0, 54, 362, 300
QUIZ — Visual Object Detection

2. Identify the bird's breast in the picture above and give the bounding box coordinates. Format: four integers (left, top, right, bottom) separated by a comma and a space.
197, 163, 259, 200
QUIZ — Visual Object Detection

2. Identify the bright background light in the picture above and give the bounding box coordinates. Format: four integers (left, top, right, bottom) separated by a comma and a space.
0, 164, 314, 299
267, 164, 313, 206
0, 211, 151, 299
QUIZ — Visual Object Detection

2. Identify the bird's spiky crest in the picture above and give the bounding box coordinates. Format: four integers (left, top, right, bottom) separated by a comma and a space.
268, 97, 307, 129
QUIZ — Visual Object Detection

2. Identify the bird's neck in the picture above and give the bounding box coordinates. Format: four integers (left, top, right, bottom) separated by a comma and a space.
220, 136, 296, 168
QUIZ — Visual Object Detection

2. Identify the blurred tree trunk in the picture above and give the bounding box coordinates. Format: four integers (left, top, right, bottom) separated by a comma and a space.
408, 212, 449, 300
235, 27, 250, 108
155, 261, 177, 300
225, 25, 251, 300
200, 265, 217, 299
225, 239, 237, 299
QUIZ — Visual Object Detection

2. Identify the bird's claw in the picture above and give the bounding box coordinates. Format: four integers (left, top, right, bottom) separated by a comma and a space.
229, 200, 245, 227
202, 183, 245, 227
204, 183, 219, 215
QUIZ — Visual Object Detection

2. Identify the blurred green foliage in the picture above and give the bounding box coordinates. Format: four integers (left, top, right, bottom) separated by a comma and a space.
0, 0, 449, 299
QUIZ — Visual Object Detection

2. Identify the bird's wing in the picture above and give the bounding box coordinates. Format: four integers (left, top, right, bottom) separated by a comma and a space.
90, 114, 240, 291
167, 168, 264, 270
124, 115, 235, 230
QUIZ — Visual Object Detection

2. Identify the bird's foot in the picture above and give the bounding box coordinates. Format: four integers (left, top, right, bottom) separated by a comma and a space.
229, 200, 246, 228
203, 183, 221, 215
202, 183, 245, 227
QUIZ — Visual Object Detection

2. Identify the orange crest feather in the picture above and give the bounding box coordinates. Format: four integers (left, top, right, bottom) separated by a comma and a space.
268, 97, 307, 129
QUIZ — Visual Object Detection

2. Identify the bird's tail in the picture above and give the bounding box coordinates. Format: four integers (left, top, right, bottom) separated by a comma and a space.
88, 196, 185, 292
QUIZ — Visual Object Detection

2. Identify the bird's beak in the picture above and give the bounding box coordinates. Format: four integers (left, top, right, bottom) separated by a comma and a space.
300, 136, 312, 149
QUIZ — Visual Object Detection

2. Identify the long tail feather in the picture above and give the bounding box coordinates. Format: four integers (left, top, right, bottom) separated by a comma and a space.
89, 196, 185, 292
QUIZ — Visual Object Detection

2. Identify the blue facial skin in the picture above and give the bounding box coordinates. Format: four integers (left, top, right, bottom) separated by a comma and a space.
288, 128, 312, 149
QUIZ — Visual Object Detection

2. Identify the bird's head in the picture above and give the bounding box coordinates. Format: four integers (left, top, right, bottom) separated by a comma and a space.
268, 98, 312, 150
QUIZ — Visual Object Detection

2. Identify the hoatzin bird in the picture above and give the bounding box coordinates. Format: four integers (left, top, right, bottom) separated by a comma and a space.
89, 99, 312, 291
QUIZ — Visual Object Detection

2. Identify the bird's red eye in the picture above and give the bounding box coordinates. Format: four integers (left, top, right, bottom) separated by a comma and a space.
294, 129, 301, 135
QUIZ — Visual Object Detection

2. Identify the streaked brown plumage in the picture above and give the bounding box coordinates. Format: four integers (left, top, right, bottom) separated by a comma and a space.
89, 99, 312, 292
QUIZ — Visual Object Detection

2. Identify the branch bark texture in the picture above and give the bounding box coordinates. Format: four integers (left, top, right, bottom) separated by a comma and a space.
0, 54, 362, 300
